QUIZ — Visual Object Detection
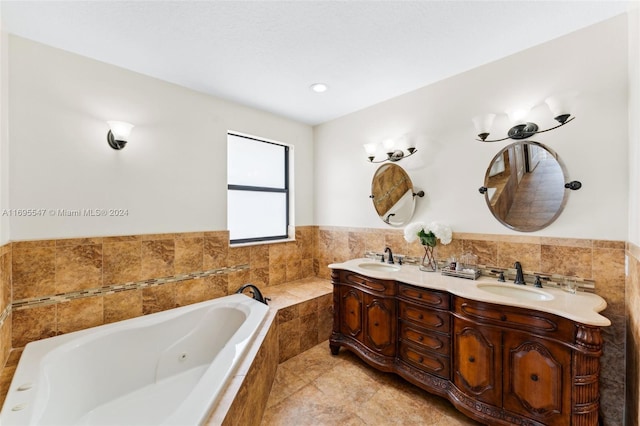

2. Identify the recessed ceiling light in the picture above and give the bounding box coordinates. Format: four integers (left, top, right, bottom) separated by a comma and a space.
310, 83, 328, 93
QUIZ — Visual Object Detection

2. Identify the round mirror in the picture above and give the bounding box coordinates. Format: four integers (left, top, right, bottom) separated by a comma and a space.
371, 163, 420, 227
482, 141, 568, 232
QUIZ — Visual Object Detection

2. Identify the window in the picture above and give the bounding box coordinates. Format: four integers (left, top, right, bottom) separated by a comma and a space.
227, 132, 290, 244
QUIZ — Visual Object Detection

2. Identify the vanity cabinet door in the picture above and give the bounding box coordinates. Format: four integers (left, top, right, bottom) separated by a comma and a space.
363, 294, 396, 357
453, 317, 502, 407
502, 331, 572, 426
339, 286, 363, 341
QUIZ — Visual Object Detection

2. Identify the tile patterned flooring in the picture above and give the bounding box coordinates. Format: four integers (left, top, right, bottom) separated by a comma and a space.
262, 341, 482, 426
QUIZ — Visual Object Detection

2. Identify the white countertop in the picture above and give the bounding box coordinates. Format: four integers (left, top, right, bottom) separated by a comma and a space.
329, 258, 611, 327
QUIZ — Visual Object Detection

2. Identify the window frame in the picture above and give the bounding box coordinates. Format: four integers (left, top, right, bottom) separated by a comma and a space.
227, 132, 290, 245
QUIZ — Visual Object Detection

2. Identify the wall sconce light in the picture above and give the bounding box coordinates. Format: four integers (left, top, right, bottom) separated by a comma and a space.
107, 121, 134, 150
364, 137, 417, 163
473, 94, 576, 142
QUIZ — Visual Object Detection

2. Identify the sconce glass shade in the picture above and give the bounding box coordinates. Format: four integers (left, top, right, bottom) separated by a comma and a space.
107, 121, 134, 150
363, 143, 378, 161
545, 93, 576, 124
472, 114, 496, 141
505, 107, 531, 124
382, 139, 395, 153
363, 143, 377, 156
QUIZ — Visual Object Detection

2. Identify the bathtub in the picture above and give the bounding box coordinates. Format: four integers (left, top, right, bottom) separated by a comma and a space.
0, 293, 269, 425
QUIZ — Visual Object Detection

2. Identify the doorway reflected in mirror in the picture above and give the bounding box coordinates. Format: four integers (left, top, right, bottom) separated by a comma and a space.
483, 141, 568, 232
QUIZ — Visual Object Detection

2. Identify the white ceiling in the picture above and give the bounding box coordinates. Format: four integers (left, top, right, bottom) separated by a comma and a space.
0, 1, 632, 125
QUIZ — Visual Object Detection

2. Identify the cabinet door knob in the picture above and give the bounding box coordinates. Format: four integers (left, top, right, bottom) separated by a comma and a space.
374, 322, 379, 327
349, 310, 355, 314
531, 374, 539, 382
468, 356, 475, 363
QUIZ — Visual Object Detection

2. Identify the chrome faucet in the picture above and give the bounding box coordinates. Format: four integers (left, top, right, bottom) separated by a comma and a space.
384, 247, 394, 264
514, 261, 525, 285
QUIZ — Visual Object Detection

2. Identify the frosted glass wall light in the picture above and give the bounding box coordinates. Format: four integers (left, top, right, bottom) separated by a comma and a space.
364, 138, 417, 163
107, 121, 134, 150
474, 94, 575, 143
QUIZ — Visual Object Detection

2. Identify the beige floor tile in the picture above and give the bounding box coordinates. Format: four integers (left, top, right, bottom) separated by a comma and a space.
263, 341, 482, 426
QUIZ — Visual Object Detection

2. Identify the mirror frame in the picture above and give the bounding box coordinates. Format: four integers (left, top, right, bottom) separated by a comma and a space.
482, 141, 570, 232
370, 163, 419, 227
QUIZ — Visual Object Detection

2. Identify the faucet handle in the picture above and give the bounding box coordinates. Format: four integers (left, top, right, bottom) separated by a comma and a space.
498, 271, 505, 282
534, 275, 543, 288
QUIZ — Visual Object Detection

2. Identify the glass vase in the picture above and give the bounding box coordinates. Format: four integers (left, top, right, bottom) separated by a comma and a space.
419, 244, 438, 272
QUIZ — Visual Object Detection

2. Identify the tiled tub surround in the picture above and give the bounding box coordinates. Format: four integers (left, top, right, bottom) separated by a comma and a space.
2, 294, 270, 425
5, 227, 314, 349
315, 226, 626, 425
0, 278, 333, 424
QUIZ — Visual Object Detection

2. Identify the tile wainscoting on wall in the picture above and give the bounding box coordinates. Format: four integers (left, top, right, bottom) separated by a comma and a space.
627, 242, 640, 426
0, 225, 631, 425
0, 227, 315, 354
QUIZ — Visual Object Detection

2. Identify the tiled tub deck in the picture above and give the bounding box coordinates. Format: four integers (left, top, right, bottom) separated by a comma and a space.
0, 278, 334, 424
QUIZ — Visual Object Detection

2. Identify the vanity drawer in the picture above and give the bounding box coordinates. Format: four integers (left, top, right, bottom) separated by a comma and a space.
398, 301, 450, 333
453, 297, 573, 339
398, 284, 450, 309
399, 322, 450, 356
340, 271, 395, 296
399, 342, 450, 379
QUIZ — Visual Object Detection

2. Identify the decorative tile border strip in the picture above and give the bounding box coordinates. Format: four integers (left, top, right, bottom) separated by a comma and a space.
12, 264, 250, 311
0, 305, 10, 328
364, 251, 595, 292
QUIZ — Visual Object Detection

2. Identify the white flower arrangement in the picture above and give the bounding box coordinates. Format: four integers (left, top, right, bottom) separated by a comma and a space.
404, 221, 452, 246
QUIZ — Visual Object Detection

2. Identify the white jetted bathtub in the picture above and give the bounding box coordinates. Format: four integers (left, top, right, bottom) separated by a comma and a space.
0, 293, 269, 425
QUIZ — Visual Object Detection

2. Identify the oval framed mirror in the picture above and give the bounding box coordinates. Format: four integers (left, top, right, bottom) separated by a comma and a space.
482, 141, 569, 232
371, 163, 421, 227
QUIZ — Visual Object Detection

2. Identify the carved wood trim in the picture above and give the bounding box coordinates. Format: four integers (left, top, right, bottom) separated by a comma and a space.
572, 351, 601, 425
508, 340, 562, 417
575, 324, 603, 352
365, 298, 393, 350
341, 288, 362, 337
455, 326, 496, 395
449, 385, 546, 426
329, 333, 395, 370
397, 284, 450, 309
459, 302, 558, 332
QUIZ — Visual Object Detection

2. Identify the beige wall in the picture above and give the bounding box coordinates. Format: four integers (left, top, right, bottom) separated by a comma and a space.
7, 36, 315, 241
314, 16, 629, 240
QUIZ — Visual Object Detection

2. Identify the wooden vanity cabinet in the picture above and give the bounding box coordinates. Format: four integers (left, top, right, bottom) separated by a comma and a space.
330, 269, 604, 426
397, 284, 451, 380
331, 270, 396, 369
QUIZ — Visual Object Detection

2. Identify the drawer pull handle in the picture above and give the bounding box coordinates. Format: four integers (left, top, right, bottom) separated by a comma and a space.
418, 293, 423, 298
418, 314, 424, 319
500, 315, 507, 321
468, 356, 475, 363
531, 374, 539, 382
418, 336, 424, 342
419, 356, 424, 363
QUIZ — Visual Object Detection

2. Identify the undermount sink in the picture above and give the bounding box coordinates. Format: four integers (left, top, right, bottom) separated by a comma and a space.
357, 262, 401, 272
477, 283, 554, 301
